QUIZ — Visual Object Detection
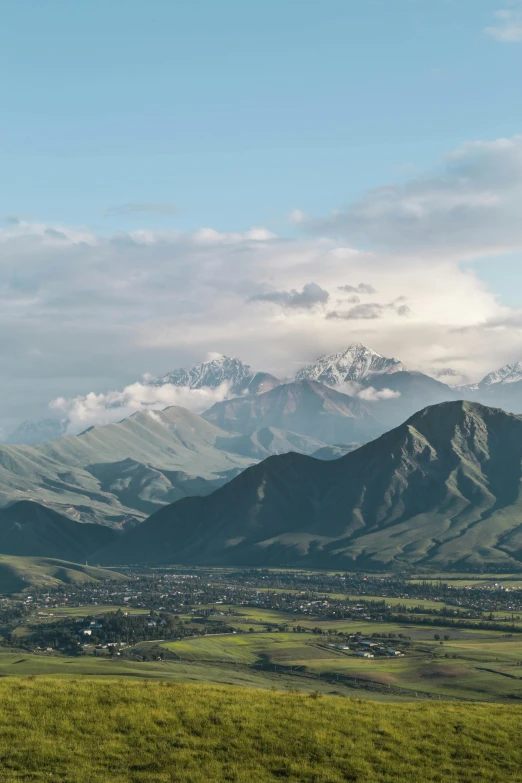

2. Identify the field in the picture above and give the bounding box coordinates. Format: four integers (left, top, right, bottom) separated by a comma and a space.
162, 618, 522, 701
0, 679, 520, 782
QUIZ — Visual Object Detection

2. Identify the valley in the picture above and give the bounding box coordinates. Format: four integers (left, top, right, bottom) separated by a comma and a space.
2, 564, 522, 703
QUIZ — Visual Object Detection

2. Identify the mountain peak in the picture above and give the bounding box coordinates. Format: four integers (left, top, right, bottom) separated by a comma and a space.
295, 344, 404, 387
151, 356, 280, 396
479, 360, 522, 388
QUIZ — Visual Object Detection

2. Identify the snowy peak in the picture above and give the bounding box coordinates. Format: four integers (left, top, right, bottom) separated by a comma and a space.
152, 355, 280, 396
479, 361, 522, 388
295, 343, 404, 387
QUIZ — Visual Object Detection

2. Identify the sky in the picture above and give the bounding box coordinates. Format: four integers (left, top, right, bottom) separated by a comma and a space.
1, 0, 522, 434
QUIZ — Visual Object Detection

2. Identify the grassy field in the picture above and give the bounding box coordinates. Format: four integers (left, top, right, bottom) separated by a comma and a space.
0, 679, 521, 782
0, 555, 124, 594
162, 625, 522, 701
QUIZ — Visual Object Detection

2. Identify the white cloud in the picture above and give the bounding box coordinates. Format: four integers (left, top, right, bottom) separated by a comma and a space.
250, 282, 330, 309
310, 136, 522, 257
357, 387, 401, 401
3, 135, 522, 432
485, 7, 522, 42
50, 381, 233, 434
289, 209, 306, 225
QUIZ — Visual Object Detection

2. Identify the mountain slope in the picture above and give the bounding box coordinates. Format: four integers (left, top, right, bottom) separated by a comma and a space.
0, 502, 120, 561
203, 380, 385, 444
360, 371, 462, 428
98, 401, 522, 571
295, 344, 403, 386
0, 408, 327, 525
0, 555, 124, 594
311, 443, 362, 460
459, 360, 522, 414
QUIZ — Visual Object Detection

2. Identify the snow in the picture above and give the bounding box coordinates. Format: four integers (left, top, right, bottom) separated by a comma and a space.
295, 344, 404, 387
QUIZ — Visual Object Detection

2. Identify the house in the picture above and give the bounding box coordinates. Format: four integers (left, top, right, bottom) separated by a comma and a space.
386, 649, 403, 656
356, 651, 374, 658
82, 629, 92, 636
360, 640, 376, 648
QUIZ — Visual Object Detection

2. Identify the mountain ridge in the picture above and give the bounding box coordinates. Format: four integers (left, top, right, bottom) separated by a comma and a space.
96, 400, 522, 571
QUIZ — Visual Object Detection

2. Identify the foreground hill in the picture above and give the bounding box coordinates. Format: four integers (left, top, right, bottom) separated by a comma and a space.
100, 401, 522, 570
0, 680, 520, 783
0, 555, 123, 594
203, 380, 385, 443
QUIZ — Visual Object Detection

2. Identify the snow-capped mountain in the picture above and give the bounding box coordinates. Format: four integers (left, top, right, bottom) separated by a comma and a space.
295, 344, 404, 387
151, 354, 280, 396
478, 361, 522, 388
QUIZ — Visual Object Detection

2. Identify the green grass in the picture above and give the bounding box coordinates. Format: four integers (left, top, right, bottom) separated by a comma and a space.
163, 632, 313, 664
0, 679, 521, 782
0, 555, 125, 594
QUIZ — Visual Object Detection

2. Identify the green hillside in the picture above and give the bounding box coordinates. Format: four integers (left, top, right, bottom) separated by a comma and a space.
0, 554, 124, 594
0, 679, 520, 782
0, 407, 325, 526
99, 400, 522, 570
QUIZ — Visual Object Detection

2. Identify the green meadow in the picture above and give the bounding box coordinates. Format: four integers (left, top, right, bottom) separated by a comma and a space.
0, 679, 520, 782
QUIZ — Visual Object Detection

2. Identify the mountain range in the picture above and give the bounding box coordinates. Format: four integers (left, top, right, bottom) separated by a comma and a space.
9, 343, 522, 448
97, 400, 522, 571
2, 400, 522, 571
0, 407, 328, 525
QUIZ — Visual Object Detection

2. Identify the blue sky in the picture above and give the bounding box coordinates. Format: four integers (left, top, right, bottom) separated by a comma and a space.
2, 0, 520, 236
1, 0, 522, 430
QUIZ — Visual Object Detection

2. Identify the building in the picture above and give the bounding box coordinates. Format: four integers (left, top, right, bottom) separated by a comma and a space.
356, 651, 374, 658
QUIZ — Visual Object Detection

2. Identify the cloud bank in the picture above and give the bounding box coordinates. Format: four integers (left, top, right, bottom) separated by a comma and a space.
2, 134, 522, 432
51, 381, 232, 435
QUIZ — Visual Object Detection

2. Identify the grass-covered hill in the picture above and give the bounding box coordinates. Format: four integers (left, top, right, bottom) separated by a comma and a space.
0, 554, 124, 594
100, 400, 522, 570
0, 407, 325, 526
0, 679, 520, 782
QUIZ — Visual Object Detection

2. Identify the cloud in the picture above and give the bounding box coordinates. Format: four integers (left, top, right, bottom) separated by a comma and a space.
485, 7, 522, 42
357, 386, 401, 401
327, 304, 384, 320
310, 136, 522, 257
289, 209, 306, 225
51, 381, 232, 434
327, 298, 411, 320
103, 202, 179, 217
3, 135, 522, 433
338, 283, 377, 294
250, 282, 330, 309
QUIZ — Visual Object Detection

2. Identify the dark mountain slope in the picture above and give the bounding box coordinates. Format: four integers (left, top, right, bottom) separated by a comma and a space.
98, 401, 522, 571
203, 380, 385, 444
0, 501, 120, 561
